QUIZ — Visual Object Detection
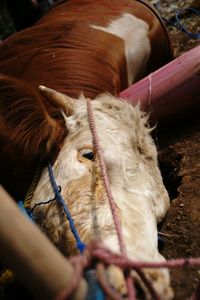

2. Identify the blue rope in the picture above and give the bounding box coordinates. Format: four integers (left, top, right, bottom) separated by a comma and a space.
175, 8, 200, 39
163, 8, 200, 39
48, 163, 86, 254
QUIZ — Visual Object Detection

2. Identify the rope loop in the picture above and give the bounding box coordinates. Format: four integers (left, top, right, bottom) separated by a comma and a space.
163, 7, 200, 39
175, 8, 200, 39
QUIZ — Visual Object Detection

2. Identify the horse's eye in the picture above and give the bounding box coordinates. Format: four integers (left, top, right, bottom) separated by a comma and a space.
82, 151, 94, 161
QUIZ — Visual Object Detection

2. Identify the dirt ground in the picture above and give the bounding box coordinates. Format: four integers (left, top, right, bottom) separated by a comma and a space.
150, 0, 200, 299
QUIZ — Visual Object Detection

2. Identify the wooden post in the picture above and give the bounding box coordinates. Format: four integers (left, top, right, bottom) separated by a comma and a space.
120, 45, 200, 123
0, 185, 87, 300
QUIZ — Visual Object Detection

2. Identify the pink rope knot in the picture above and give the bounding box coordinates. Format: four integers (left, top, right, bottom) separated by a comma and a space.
54, 241, 200, 300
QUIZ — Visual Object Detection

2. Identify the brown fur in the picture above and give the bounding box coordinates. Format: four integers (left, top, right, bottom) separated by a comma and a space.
0, 0, 172, 200
0, 0, 171, 98
0, 74, 67, 199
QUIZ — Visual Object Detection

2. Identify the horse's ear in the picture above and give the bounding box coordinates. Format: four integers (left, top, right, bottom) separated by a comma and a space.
0, 75, 66, 158
39, 85, 75, 117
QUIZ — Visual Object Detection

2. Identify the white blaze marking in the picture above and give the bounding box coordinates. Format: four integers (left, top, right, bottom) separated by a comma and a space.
91, 13, 151, 85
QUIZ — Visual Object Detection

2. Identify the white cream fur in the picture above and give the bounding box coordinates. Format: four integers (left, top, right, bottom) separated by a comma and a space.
31, 94, 172, 299
91, 13, 151, 85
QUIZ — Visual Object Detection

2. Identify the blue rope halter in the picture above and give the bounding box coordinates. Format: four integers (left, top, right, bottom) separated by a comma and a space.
48, 163, 86, 254
19, 163, 86, 254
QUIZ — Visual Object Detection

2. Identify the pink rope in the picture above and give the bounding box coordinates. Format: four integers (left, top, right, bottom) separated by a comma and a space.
86, 98, 137, 299
96, 263, 124, 300
90, 244, 200, 269
126, 275, 137, 300
136, 269, 160, 300
86, 98, 126, 256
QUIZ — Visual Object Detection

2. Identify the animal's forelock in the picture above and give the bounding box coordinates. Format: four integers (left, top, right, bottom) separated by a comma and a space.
94, 95, 153, 151
95, 94, 149, 129
70, 93, 150, 134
